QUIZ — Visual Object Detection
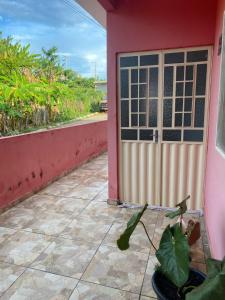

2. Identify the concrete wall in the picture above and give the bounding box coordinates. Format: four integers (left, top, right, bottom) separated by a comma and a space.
107, 0, 217, 201
0, 121, 107, 211
204, 0, 225, 260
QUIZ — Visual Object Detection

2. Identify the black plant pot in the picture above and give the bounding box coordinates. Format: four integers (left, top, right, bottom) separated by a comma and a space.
151, 268, 206, 300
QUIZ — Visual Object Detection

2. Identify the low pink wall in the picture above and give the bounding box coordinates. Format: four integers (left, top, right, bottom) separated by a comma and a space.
106, 0, 217, 201
204, 0, 225, 260
0, 121, 107, 211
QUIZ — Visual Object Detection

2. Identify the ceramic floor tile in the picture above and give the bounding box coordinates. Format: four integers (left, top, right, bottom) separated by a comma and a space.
0, 227, 17, 244
65, 185, 101, 200
82, 202, 119, 220
19, 194, 90, 216
40, 183, 73, 196
0, 231, 52, 266
31, 238, 98, 279
0, 262, 25, 296
70, 281, 139, 300
103, 222, 155, 254
82, 245, 148, 294
141, 256, 158, 298
94, 188, 108, 202
56, 176, 80, 187
22, 210, 72, 236
17, 194, 56, 211
1, 269, 78, 300
60, 215, 112, 244
0, 207, 36, 229
117, 208, 158, 226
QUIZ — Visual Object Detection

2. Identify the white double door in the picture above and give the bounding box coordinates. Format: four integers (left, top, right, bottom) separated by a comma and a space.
118, 47, 211, 210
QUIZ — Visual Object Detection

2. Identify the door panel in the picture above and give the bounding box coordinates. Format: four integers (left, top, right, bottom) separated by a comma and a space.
161, 143, 205, 210
118, 47, 211, 210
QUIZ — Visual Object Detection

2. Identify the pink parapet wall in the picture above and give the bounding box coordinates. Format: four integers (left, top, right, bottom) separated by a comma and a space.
204, 0, 225, 260
106, 0, 217, 202
0, 121, 107, 211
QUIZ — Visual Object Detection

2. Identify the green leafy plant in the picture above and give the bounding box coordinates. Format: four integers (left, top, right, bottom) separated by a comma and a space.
186, 257, 225, 300
117, 197, 225, 298
0, 32, 104, 136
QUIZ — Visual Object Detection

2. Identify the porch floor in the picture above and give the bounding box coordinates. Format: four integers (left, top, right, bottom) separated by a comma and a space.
0, 153, 210, 299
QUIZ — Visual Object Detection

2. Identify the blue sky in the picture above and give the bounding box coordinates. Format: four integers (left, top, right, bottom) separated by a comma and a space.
0, 0, 106, 79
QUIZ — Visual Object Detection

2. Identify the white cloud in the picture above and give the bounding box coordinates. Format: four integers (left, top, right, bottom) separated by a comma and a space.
85, 53, 98, 61
12, 34, 34, 41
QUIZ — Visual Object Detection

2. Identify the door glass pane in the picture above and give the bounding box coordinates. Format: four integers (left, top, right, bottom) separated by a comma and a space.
175, 98, 183, 112
131, 85, 138, 98
149, 68, 158, 97
164, 67, 173, 96
121, 129, 137, 140
121, 100, 129, 127
184, 98, 192, 111
140, 54, 158, 66
176, 82, 184, 96
163, 130, 181, 141
139, 99, 146, 112
139, 114, 146, 126
139, 84, 147, 98
140, 69, 147, 83
163, 99, 172, 127
185, 65, 194, 80
121, 69, 129, 98
120, 56, 138, 67
194, 98, 205, 127
140, 129, 154, 140
187, 50, 208, 62
185, 82, 193, 96
149, 99, 157, 127
176, 66, 184, 81
175, 113, 183, 127
131, 114, 138, 127
131, 69, 138, 83
183, 130, 203, 142
183, 113, 192, 127
164, 52, 184, 64
196, 64, 207, 95
131, 100, 138, 112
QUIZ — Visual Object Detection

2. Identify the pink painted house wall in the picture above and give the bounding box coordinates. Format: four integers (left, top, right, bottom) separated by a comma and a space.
0, 121, 107, 211
107, 0, 217, 201
204, 0, 225, 260
105, 0, 225, 258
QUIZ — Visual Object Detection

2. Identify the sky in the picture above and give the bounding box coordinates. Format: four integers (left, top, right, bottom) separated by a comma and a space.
0, 0, 107, 79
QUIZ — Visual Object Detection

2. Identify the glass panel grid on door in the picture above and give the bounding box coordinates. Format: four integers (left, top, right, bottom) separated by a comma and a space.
118, 47, 212, 210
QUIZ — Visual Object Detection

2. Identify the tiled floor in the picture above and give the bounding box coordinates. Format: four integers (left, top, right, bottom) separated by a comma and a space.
0, 153, 209, 299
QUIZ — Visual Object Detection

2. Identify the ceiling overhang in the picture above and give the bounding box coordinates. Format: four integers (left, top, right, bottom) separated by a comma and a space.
76, 0, 115, 28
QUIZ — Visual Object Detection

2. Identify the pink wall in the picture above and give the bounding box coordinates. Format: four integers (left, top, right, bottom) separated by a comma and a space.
106, 0, 217, 201
0, 121, 107, 211
204, 0, 225, 260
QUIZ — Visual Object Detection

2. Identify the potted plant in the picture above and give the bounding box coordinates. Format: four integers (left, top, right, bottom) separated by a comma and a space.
117, 197, 225, 300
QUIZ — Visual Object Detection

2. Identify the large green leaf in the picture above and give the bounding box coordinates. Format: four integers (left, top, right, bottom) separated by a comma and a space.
117, 204, 148, 250
156, 223, 189, 287
186, 257, 225, 300
165, 195, 190, 219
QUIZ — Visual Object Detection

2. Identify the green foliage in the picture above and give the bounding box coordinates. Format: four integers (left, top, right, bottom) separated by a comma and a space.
156, 223, 190, 287
165, 195, 190, 219
0, 33, 103, 135
186, 257, 225, 300
117, 204, 148, 250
